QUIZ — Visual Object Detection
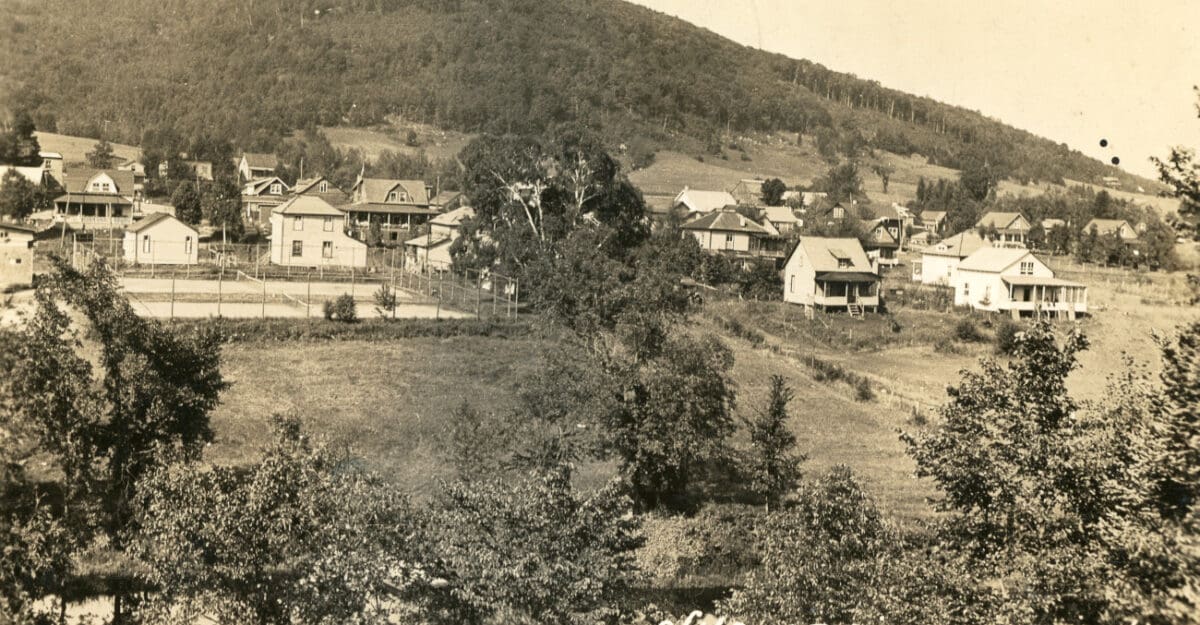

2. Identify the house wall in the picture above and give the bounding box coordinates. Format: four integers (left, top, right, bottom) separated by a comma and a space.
919, 254, 961, 286
782, 245, 816, 306
690, 230, 751, 253
123, 220, 199, 265
270, 213, 367, 268
0, 243, 33, 289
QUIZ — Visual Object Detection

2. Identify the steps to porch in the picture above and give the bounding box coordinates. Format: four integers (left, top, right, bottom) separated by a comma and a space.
847, 303, 865, 319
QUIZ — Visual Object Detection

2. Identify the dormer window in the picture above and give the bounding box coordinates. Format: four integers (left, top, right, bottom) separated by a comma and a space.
318, 181, 328, 193
837, 259, 852, 268
387, 191, 397, 202
270, 183, 282, 195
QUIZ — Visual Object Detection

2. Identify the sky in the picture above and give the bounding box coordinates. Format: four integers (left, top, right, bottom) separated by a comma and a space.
627, 0, 1200, 178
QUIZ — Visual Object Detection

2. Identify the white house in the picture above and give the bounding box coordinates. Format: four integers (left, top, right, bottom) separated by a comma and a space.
1083, 218, 1138, 242
0, 223, 36, 290
237, 153, 277, 181
404, 206, 475, 272
912, 230, 991, 285
269, 196, 367, 268
672, 188, 738, 218
53, 169, 138, 228
123, 213, 199, 265
783, 237, 881, 314
761, 206, 800, 235
952, 247, 1088, 319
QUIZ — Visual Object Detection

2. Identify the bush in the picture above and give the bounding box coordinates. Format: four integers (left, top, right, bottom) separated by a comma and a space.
373, 284, 398, 317
853, 378, 874, 402
994, 318, 1022, 355
322, 294, 358, 323
953, 318, 984, 342
405, 129, 419, 147
172, 317, 534, 343
934, 337, 962, 354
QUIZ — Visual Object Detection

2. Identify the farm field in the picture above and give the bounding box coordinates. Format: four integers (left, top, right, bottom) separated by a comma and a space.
34, 131, 139, 165
321, 123, 474, 162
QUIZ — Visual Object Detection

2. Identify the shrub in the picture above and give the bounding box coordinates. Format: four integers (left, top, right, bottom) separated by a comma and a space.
934, 337, 962, 354
172, 317, 533, 343
373, 284, 398, 317
994, 318, 1022, 355
954, 318, 984, 342
405, 129, 419, 147
853, 378, 874, 402
323, 294, 358, 323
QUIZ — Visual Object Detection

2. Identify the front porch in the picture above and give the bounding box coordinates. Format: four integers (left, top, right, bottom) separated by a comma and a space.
813, 272, 882, 313
53, 195, 134, 228
1001, 276, 1088, 319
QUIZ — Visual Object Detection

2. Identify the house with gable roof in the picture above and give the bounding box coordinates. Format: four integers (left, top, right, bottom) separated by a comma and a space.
679, 208, 785, 262
404, 205, 475, 272
975, 211, 1031, 248
123, 213, 199, 265
952, 247, 1087, 319
241, 176, 291, 224
1082, 218, 1138, 242
672, 187, 739, 219
342, 177, 436, 243
53, 168, 138, 228
912, 230, 991, 285
783, 237, 880, 314
269, 195, 366, 268
237, 153, 277, 181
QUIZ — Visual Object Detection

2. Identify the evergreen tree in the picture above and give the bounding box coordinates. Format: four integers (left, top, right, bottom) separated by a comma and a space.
743, 375, 804, 510
85, 138, 116, 169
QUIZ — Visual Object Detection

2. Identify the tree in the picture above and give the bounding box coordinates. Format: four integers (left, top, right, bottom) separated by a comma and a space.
425, 468, 642, 625
0, 170, 41, 219
171, 182, 203, 225
1152, 87, 1200, 216
85, 138, 116, 169
760, 178, 786, 206
872, 162, 895, 193
201, 179, 244, 242
1026, 220, 1045, 250
742, 375, 804, 510
132, 415, 430, 625
959, 156, 999, 202
815, 161, 864, 204
1047, 222, 1072, 255
1077, 223, 1100, 263
1139, 213, 1179, 270
0, 110, 42, 166
1, 258, 225, 620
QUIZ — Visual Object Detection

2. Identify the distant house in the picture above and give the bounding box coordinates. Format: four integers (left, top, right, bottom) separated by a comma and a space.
269, 196, 366, 268
429, 190, 465, 212
53, 169, 137, 229
782, 237, 880, 314
342, 177, 435, 243
761, 206, 800, 235
975, 212, 1031, 248
860, 218, 901, 266
680, 209, 785, 261
241, 176, 291, 224
1083, 218, 1138, 242
728, 179, 764, 205
912, 230, 990, 286
1040, 218, 1067, 231
672, 188, 739, 218
39, 151, 64, 186
292, 176, 350, 206
921, 210, 947, 236
1101, 176, 1121, 189
237, 153, 277, 181
404, 206, 475, 272
123, 213, 199, 265
0, 223, 36, 290
116, 159, 146, 194
952, 247, 1087, 319
159, 159, 214, 181
0, 165, 46, 189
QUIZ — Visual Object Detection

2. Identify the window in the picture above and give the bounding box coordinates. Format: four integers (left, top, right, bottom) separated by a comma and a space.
398, 192, 409, 202
789, 275, 795, 293
323, 216, 334, 232
725, 233, 734, 249
291, 241, 303, 257
184, 236, 193, 254
322, 241, 333, 258
1019, 261, 1034, 275
963, 282, 970, 297
387, 191, 398, 202
293, 216, 303, 231
318, 181, 328, 193
837, 258, 852, 268
142, 235, 151, 253
270, 183, 282, 195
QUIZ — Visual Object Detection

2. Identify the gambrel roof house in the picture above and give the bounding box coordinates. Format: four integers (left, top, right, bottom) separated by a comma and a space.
672, 188, 739, 217
1083, 218, 1138, 241
53, 169, 138, 227
952, 247, 1087, 319
341, 177, 437, 241
61, 168, 137, 195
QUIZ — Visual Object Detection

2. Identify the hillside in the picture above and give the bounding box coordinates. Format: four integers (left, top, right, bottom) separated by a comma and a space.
0, 0, 1161, 192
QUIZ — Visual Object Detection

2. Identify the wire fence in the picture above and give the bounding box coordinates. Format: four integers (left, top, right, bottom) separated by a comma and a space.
55, 235, 522, 321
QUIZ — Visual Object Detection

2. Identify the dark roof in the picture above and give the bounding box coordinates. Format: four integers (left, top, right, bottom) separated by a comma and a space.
680, 210, 773, 235
0, 222, 38, 234
54, 193, 133, 205
242, 153, 277, 170
61, 169, 137, 195
815, 271, 880, 283
340, 202, 438, 216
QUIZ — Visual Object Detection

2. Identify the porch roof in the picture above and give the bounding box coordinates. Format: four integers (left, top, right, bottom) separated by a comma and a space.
1002, 276, 1085, 288
815, 271, 880, 283
54, 193, 133, 206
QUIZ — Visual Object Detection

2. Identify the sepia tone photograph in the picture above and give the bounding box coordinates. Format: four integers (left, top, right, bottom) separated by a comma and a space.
0, 0, 1198, 623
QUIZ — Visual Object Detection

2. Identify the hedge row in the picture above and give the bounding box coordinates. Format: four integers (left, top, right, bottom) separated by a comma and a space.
170, 317, 535, 343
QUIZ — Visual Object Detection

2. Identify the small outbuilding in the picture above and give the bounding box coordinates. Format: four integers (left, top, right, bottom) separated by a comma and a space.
123, 213, 200, 265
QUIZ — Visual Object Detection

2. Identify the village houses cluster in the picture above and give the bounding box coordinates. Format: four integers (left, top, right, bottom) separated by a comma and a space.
1, 149, 1104, 321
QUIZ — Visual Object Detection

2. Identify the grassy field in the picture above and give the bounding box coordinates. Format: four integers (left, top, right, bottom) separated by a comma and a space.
35, 131, 140, 166
321, 123, 474, 162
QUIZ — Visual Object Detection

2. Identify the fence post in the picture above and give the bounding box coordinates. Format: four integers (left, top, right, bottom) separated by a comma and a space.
351, 267, 355, 299
493, 275, 498, 317
262, 274, 267, 319
170, 270, 176, 321
307, 271, 312, 320
475, 270, 482, 319
436, 272, 443, 320
391, 271, 397, 320
217, 262, 223, 318
255, 244, 260, 280
513, 279, 519, 318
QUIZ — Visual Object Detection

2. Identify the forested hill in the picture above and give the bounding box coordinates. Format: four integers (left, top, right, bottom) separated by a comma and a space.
0, 0, 1151, 188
